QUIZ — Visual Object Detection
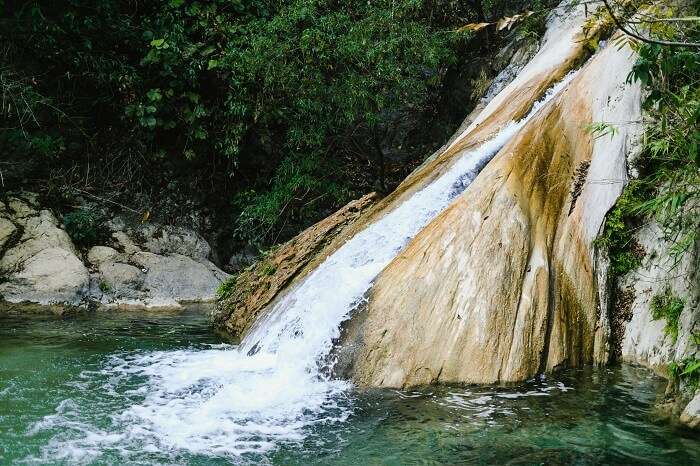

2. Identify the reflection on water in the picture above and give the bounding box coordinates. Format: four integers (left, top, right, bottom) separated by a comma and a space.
1, 308, 698, 465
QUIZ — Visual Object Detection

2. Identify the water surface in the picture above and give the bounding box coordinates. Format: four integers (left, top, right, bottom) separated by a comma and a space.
1, 308, 698, 465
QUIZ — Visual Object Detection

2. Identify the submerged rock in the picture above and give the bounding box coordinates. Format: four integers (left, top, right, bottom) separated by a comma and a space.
680, 392, 700, 429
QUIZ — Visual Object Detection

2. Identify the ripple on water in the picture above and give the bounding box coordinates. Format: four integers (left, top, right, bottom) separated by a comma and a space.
2, 310, 700, 466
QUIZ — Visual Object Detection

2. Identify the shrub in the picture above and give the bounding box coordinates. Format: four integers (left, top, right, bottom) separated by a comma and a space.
1, 0, 481, 245
599, 4, 699, 274
98, 280, 111, 293
596, 181, 647, 277
216, 278, 236, 301
669, 357, 700, 388
650, 290, 685, 343
63, 209, 102, 247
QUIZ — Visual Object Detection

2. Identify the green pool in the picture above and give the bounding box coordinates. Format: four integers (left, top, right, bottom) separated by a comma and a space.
1, 307, 698, 465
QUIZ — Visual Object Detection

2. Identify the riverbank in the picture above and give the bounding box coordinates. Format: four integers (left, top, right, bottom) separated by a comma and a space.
0, 193, 229, 310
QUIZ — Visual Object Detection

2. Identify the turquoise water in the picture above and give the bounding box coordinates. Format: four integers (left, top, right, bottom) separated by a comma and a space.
1, 307, 699, 465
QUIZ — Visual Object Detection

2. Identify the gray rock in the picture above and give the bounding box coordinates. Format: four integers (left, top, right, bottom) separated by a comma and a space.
621, 222, 699, 370
90, 252, 228, 308
87, 246, 119, 265
1, 210, 78, 272
1, 193, 229, 309
0, 217, 17, 251
680, 392, 700, 429
6, 195, 38, 221
107, 219, 211, 260
130, 251, 227, 303
112, 231, 141, 255
99, 262, 143, 289
139, 225, 211, 259
228, 245, 257, 274
0, 204, 89, 305
0, 247, 89, 305
90, 216, 230, 307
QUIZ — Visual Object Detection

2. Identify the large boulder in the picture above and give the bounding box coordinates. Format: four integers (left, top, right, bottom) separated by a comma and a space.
0, 193, 230, 310
344, 29, 642, 387
1, 247, 89, 305
0, 195, 89, 305
86, 222, 230, 309
106, 219, 212, 259
680, 392, 700, 429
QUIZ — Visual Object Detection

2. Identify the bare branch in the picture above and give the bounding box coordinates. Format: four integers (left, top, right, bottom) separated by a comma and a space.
602, 0, 700, 48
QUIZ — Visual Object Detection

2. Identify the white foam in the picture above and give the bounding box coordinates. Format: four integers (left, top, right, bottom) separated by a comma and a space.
27, 73, 576, 464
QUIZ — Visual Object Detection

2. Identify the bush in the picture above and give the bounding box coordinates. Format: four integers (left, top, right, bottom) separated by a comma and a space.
63, 209, 102, 247
1, 0, 484, 244
669, 356, 700, 388
2, 1, 547, 246
216, 278, 236, 301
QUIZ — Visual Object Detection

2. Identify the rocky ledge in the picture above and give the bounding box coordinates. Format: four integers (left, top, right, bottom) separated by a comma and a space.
0, 193, 229, 310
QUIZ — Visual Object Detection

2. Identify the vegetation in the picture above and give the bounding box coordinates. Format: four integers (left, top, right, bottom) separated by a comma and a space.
598, 1, 699, 376
216, 277, 236, 301
599, 0, 699, 277
669, 355, 700, 389
99, 280, 111, 293
63, 209, 103, 247
628, 40, 700, 260
595, 181, 646, 276
650, 290, 685, 343
1, 0, 541, 250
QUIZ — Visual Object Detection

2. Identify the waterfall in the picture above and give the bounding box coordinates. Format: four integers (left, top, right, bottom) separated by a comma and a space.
31, 74, 576, 461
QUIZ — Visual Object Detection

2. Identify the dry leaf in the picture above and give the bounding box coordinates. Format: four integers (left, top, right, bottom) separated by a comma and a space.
458, 22, 491, 32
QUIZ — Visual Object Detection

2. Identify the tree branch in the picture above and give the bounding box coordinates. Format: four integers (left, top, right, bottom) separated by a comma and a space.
602, 0, 700, 48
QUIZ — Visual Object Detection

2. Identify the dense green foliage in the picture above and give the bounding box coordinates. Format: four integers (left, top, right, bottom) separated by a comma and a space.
63, 209, 103, 247
669, 354, 700, 389
600, 6, 699, 277
595, 181, 646, 276
629, 41, 700, 258
4, 0, 534, 247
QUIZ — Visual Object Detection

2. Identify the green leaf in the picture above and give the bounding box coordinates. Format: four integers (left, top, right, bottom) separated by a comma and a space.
147, 89, 162, 102
150, 38, 167, 49
682, 359, 700, 376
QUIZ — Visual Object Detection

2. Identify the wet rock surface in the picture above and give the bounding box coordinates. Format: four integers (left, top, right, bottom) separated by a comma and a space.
212, 192, 378, 337
681, 392, 700, 429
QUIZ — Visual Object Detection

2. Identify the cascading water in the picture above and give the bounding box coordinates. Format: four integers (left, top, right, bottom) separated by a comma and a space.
28, 73, 576, 462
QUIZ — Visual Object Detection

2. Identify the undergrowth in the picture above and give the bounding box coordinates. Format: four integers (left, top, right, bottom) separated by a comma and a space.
63, 209, 104, 248
669, 354, 700, 390
650, 290, 685, 344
